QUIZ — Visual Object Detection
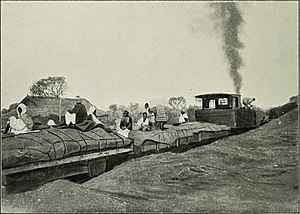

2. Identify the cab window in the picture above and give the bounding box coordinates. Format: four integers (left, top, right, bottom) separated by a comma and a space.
209, 100, 216, 109
218, 98, 228, 106
196, 98, 203, 109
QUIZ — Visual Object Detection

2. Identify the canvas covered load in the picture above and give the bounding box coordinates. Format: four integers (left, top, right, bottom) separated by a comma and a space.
2, 127, 132, 169
129, 122, 231, 150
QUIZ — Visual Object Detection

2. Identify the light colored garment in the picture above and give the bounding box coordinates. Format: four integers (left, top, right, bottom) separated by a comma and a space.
179, 113, 188, 123
145, 107, 150, 116
47, 120, 56, 126
9, 116, 28, 134
137, 117, 150, 131
115, 119, 121, 131
17, 103, 34, 130
137, 117, 149, 127
9, 103, 34, 134
149, 112, 155, 123
87, 106, 104, 125
117, 128, 130, 138
65, 112, 76, 125
242, 97, 255, 109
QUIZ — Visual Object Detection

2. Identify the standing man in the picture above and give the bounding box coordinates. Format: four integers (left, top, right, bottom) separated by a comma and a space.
144, 103, 150, 116
242, 97, 256, 110
144, 102, 156, 130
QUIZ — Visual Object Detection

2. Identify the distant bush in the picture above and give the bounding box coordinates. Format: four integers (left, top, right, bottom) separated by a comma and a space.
289, 95, 299, 104
1, 103, 18, 115
267, 101, 298, 120
166, 110, 180, 124
187, 105, 197, 122
1, 108, 9, 114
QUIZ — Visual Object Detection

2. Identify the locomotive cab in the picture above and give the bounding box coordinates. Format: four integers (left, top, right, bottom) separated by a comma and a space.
195, 93, 257, 129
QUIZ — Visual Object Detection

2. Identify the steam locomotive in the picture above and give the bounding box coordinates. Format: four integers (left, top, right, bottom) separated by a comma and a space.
194, 93, 257, 129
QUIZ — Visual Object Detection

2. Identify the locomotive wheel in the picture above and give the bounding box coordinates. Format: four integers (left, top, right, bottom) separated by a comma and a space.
88, 158, 107, 178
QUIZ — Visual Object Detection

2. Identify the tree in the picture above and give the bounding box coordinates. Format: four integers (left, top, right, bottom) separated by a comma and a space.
128, 103, 141, 123
29, 76, 68, 97
108, 104, 118, 118
108, 104, 118, 113
168, 96, 187, 110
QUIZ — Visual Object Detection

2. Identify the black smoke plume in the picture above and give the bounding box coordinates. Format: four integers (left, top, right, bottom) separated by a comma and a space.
211, 2, 244, 94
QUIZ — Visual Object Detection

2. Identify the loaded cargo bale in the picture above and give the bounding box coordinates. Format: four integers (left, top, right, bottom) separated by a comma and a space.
129, 122, 231, 153
2, 127, 132, 169
267, 101, 298, 120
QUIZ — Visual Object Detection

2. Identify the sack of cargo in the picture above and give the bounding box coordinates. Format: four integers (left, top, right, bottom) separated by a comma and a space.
2, 127, 132, 169
155, 105, 167, 122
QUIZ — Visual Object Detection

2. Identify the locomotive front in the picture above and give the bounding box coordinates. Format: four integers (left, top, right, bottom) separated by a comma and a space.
194, 93, 257, 129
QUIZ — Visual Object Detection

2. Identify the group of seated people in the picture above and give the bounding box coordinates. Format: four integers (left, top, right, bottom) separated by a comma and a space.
64, 96, 104, 128
2, 99, 189, 137
117, 103, 189, 137
2, 96, 104, 135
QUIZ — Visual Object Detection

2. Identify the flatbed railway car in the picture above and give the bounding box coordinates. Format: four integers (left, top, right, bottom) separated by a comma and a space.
194, 93, 257, 129
2, 93, 258, 193
2, 127, 133, 193
2, 122, 232, 193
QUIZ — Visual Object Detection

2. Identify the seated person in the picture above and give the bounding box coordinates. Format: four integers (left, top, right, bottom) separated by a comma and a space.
3, 103, 34, 134
65, 102, 108, 132
72, 105, 111, 132
65, 95, 88, 125
87, 105, 104, 125
179, 110, 189, 124
137, 112, 150, 131
117, 110, 132, 137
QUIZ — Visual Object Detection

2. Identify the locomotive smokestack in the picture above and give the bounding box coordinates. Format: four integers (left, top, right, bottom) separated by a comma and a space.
211, 2, 244, 94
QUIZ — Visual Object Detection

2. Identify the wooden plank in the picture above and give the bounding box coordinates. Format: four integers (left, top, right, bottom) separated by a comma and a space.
3, 146, 133, 176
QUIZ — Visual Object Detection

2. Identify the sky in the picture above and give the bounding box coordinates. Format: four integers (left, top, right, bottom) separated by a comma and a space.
1, 2, 298, 111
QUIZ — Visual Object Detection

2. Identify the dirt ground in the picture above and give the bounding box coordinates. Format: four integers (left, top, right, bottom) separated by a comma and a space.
2, 109, 299, 213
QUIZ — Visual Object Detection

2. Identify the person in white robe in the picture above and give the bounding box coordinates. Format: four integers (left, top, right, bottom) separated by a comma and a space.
87, 106, 104, 125
179, 110, 189, 124
137, 112, 150, 131
3, 103, 34, 134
